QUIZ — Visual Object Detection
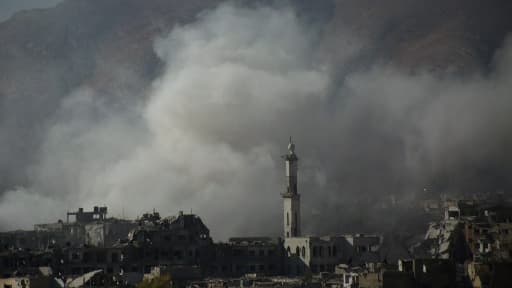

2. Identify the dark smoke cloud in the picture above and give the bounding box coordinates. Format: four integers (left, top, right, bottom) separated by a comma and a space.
1, 2, 512, 240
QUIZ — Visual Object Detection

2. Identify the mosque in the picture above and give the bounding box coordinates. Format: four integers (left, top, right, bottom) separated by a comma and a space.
281, 138, 382, 275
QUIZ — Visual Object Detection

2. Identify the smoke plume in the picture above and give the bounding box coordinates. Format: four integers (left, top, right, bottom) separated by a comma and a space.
1, 2, 512, 239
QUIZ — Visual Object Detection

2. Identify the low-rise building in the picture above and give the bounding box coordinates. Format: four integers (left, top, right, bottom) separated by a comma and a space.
284, 234, 382, 275
211, 237, 285, 277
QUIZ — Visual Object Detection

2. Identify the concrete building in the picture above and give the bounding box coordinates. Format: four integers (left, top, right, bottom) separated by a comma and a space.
211, 237, 285, 277
284, 234, 382, 275
67, 206, 108, 223
84, 219, 137, 247
464, 205, 512, 262
382, 258, 456, 288
284, 236, 347, 275
281, 140, 382, 276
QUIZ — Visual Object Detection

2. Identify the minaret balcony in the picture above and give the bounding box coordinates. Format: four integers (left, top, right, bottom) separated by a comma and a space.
281, 191, 300, 198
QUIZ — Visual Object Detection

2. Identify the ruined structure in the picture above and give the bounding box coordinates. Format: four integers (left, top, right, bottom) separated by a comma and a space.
0, 206, 138, 252
66, 206, 108, 223
2, 139, 512, 287
211, 237, 285, 277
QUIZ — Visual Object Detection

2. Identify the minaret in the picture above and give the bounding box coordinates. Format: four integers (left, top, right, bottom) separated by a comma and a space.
282, 137, 301, 238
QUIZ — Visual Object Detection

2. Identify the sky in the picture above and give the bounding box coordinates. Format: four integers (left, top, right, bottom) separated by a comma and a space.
0, 0, 62, 22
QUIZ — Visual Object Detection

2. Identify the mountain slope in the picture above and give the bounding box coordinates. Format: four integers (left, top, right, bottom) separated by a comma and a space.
0, 0, 511, 192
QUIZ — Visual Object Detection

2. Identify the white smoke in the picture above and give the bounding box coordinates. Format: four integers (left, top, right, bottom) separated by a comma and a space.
0, 4, 330, 239
2, 3, 512, 238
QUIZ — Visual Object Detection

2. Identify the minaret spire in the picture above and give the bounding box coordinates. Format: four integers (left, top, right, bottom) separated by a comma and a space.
282, 137, 301, 238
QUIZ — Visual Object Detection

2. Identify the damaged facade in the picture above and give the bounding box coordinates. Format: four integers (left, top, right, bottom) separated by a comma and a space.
1, 140, 512, 287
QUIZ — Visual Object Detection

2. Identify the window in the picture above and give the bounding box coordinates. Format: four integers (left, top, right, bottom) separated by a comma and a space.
302, 246, 306, 257
294, 212, 297, 225
111, 252, 119, 263
287, 213, 290, 226
174, 250, 183, 260
287, 246, 291, 256
296, 247, 300, 255
319, 246, 323, 257
259, 250, 265, 256
83, 252, 90, 263
332, 246, 337, 257
328, 246, 331, 257
313, 246, 317, 257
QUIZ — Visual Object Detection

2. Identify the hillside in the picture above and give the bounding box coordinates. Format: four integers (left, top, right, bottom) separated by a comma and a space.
0, 0, 511, 191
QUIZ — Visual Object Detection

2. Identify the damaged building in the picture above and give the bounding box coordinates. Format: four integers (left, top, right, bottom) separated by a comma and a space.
2, 140, 512, 287
0, 206, 138, 251
210, 237, 286, 277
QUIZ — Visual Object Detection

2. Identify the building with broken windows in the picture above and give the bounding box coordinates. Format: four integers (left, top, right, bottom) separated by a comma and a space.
0, 206, 138, 252
463, 205, 512, 262
3, 140, 512, 287
210, 237, 286, 277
